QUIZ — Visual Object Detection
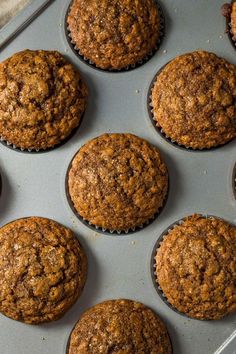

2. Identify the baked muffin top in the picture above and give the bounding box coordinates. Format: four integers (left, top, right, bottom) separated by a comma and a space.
151, 51, 236, 149
67, 133, 168, 231
155, 214, 236, 320
0, 217, 87, 324
68, 299, 172, 354
231, 3, 236, 38
0, 50, 87, 150
67, 0, 161, 70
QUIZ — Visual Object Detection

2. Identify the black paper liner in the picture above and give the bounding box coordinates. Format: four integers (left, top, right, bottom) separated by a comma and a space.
65, 0, 165, 73
0, 113, 84, 154
233, 163, 236, 199
65, 145, 169, 236
150, 214, 234, 320
147, 64, 236, 152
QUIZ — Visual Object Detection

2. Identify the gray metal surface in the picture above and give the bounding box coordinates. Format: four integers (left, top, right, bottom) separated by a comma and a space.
0, 0, 235, 353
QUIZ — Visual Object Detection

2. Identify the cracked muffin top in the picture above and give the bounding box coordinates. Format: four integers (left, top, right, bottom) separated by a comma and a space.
0, 50, 87, 151
68, 299, 172, 354
0, 217, 87, 324
67, 133, 168, 231
155, 214, 236, 320
67, 0, 161, 70
151, 51, 236, 149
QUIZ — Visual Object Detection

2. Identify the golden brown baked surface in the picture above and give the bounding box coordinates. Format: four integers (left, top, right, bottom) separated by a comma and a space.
67, 0, 160, 70
231, 3, 236, 38
68, 299, 172, 354
0, 50, 87, 150
155, 215, 236, 320
151, 51, 236, 149
0, 217, 87, 324
67, 133, 168, 231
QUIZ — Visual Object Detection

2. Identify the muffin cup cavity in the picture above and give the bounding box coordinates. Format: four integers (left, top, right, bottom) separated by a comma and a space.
65, 0, 165, 73
65, 148, 169, 236
148, 66, 236, 152
151, 214, 230, 320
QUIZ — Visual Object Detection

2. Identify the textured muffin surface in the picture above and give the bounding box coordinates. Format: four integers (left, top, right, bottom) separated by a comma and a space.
68, 299, 172, 354
67, 133, 168, 231
231, 3, 236, 38
0, 217, 87, 324
67, 0, 161, 70
151, 51, 236, 149
155, 215, 236, 320
0, 50, 87, 150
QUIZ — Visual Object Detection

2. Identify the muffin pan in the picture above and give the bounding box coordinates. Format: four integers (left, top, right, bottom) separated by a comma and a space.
0, 0, 235, 353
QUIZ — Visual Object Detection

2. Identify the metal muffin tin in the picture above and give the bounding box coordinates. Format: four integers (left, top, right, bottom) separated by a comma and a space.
0, 1, 235, 353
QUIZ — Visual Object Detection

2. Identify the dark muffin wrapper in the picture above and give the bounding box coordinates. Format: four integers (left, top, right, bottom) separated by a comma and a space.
148, 64, 236, 152
151, 214, 234, 321
0, 113, 84, 153
233, 163, 236, 199
65, 0, 165, 73
65, 145, 169, 236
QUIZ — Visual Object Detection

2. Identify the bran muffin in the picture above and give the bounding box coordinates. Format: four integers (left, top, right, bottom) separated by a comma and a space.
222, 3, 236, 40
67, 133, 168, 232
0, 50, 87, 151
0, 217, 87, 324
67, 299, 172, 354
67, 0, 162, 70
155, 214, 236, 320
151, 51, 236, 149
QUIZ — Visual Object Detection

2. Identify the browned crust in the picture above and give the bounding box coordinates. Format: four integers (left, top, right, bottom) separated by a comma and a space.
68, 299, 172, 353
0, 217, 87, 324
67, 0, 161, 70
67, 133, 168, 231
0, 50, 88, 150
155, 214, 236, 320
231, 2, 236, 38
151, 51, 236, 149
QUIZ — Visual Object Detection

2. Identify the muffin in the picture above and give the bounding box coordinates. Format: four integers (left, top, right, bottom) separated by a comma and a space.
0, 50, 87, 151
155, 214, 236, 320
67, 133, 168, 232
222, 3, 236, 40
151, 51, 236, 149
67, 299, 172, 353
0, 217, 87, 324
67, 0, 162, 70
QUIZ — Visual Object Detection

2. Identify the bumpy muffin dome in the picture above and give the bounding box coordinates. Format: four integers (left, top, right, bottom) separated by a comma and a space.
151, 51, 236, 149
0, 217, 87, 324
155, 214, 236, 320
68, 299, 172, 353
0, 50, 87, 150
67, 133, 168, 231
67, 0, 161, 70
